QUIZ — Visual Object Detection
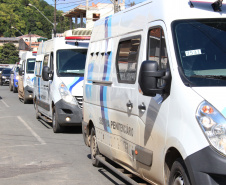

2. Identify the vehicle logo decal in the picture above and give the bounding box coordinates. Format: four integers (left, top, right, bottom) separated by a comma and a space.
67, 77, 84, 93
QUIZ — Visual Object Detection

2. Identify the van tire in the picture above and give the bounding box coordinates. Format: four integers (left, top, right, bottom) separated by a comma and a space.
52, 107, 63, 133
34, 102, 39, 119
9, 82, 13, 91
90, 128, 102, 167
23, 97, 28, 104
169, 158, 190, 185
13, 82, 17, 93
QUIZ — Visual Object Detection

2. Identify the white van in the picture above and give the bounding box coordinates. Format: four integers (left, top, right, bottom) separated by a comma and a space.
34, 29, 90, 133
82, 0, 226, 184
18, 51, 36, 103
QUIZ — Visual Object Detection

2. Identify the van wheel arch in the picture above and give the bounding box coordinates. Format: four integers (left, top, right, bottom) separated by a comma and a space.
164, 147, 183, 184
86, 120, 94, 147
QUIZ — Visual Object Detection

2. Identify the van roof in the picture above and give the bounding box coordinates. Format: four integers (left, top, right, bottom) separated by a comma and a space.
37, 37, 89, 55
21, 51, 37, 60
91, 0, 226, 42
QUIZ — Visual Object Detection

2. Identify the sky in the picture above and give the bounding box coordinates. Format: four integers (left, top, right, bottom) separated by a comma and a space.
44, 0, 145, 13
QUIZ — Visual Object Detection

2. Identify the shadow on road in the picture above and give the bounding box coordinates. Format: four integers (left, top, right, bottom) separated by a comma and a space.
38, 119, 82, 134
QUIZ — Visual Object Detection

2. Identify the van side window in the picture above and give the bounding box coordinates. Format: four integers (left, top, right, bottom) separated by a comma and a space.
35, 61, 42, 77
44, 55, 49, 67
116, 37, 141, 83
50, 52, 54, 70
148, 28, 169, 87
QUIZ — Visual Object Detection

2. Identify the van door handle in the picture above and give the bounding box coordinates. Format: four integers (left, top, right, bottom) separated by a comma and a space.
44, 85, 49, 87
126, 100, 133, 110
138, 103, 146, 111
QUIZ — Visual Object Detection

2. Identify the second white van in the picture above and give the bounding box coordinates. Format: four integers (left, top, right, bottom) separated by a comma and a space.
34, 29, 91, 133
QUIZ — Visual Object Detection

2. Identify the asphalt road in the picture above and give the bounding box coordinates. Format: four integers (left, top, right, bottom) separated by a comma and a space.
0, 85, 127, 185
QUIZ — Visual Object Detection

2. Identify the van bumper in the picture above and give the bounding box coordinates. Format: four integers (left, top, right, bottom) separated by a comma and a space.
185, 146, 226, 185
24, 86, 33, 100
55, 99, 82, 126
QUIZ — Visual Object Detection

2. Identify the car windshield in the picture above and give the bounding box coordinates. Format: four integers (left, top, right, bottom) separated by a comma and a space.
26, 58, 36, 74
2, 68, 11, 74
57, 49, 87, 77
172, 19, 226, 86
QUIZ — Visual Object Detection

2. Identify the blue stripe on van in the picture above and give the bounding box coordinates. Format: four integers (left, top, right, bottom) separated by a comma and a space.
100, 86, 112, 133
38, 62, 42, 99
99, 16, 113, 134
68, 77, 84, 93
102, 15, 112, 81
222, 107, 226, 118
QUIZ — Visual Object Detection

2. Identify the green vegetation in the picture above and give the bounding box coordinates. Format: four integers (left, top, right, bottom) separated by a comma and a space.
0, 0, 71, 39
0, 43, 19, 64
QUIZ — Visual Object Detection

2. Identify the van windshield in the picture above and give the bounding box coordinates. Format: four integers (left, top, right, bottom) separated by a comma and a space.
26, 58, 36, 74
57, 49, 87, 77
172, 19, 226, 86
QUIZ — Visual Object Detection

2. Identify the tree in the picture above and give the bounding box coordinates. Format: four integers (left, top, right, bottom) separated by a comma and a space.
129, 1, 135, 7
0, 43, 19, 64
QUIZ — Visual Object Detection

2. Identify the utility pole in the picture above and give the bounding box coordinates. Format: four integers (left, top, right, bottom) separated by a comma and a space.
54, 0, 57, 37
110, 0, 119, 13
114, 0, 119, 13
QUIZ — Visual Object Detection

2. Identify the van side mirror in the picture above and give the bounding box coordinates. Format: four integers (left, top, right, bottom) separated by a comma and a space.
10, 70, 14, 74
42, 66, 53, 81
19, 68, 24, 76
139, 60, 166, 97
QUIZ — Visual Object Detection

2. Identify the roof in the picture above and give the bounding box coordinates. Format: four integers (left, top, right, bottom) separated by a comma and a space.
63, 3, 113, 18
17, 34, 46, 38
0, 37, 20, 42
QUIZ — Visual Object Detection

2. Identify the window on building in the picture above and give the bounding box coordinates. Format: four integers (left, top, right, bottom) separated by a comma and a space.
93, 13, 100, 21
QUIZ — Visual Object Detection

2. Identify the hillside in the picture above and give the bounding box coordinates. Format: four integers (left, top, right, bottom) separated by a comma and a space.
0, 0, 70, 39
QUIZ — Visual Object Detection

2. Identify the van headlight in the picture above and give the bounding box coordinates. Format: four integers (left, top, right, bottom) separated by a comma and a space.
59, 82, 77, 105
196, 101, 226, 156
2, 76, 6, 79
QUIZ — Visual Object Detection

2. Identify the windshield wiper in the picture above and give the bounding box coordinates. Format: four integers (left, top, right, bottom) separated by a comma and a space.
190, 75, 226, 80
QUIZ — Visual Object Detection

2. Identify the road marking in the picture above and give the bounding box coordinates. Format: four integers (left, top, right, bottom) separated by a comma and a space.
0, 100, 9, 107
17, 116, 46, 145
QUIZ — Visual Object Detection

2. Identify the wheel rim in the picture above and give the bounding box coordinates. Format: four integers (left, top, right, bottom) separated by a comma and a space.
173, 172, 184, 185
91, 134, 97, 159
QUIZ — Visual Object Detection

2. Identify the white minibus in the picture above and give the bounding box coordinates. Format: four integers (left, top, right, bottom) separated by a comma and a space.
82, 0, 226, 184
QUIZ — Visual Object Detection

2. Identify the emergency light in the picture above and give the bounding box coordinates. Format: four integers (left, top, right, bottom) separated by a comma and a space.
65, 36, 91, 40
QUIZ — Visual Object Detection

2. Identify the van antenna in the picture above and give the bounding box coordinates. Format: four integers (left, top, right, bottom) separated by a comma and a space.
212, 0, 223, 11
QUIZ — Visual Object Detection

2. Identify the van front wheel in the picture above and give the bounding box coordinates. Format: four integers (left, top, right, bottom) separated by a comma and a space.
52, 107, 63, 133
169, 158, 190, 185
90, 128, 102, 167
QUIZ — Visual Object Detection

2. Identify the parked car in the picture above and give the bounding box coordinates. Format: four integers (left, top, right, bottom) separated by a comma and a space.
9, 64, 20, 93
0, 68, 11, 85
0, 67, 4, 74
